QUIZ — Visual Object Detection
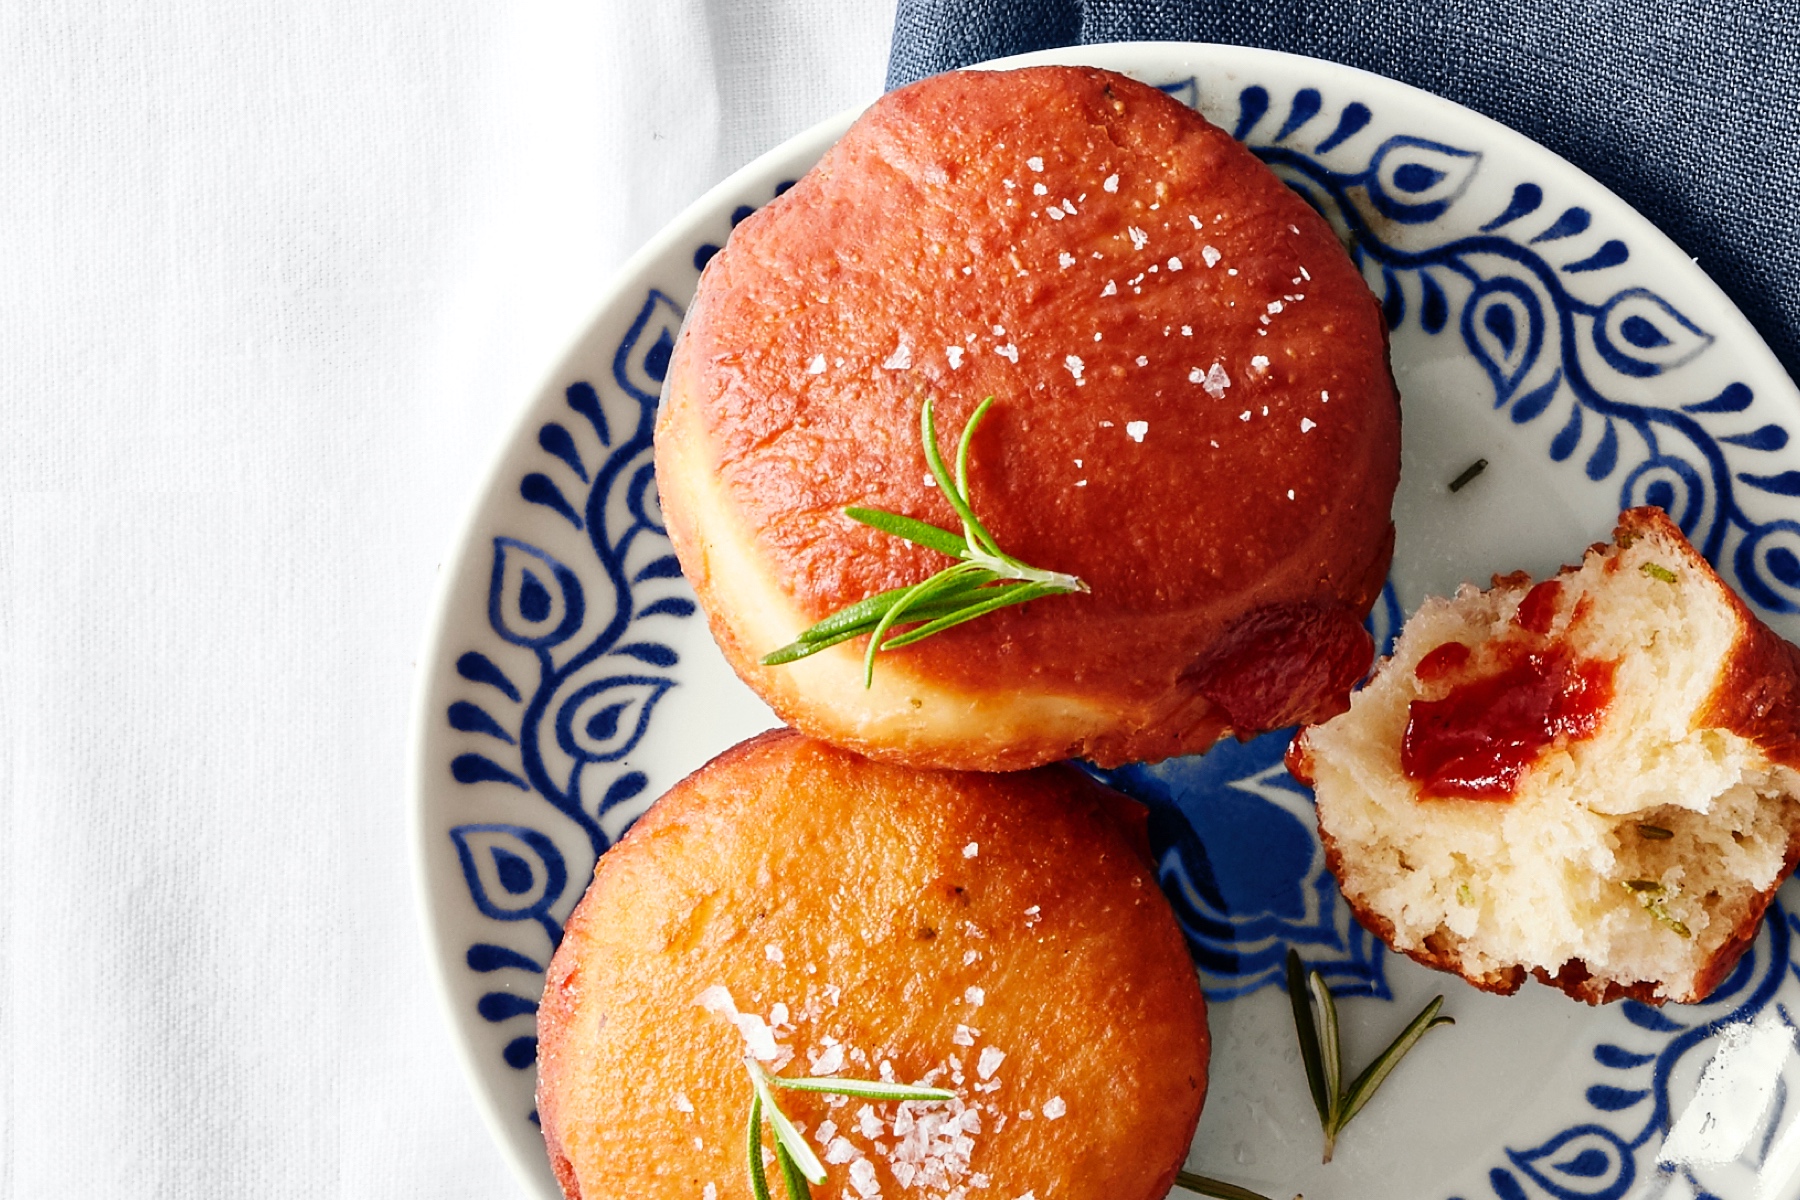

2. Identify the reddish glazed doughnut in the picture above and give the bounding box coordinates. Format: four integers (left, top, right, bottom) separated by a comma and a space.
657, 65, 1400, 770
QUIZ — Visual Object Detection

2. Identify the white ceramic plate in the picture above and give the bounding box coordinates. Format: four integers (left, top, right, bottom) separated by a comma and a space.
412, 42, 1800, 1200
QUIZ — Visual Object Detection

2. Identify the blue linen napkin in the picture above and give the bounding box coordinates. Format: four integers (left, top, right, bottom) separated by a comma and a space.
887, 0, 1800, 384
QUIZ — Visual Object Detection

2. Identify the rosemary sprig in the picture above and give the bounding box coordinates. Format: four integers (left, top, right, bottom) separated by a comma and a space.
1172, 1167, 1282, 1200
760, 395, 1087, 685
1285, 948, 1454, 1163
740, 1058, 953, 1200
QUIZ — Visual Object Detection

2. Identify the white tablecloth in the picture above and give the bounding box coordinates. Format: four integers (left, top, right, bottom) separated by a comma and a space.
0, 3, 893, 1194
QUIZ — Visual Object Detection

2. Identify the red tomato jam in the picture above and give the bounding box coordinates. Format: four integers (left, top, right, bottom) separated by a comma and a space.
1513, 579, 1563, 635
1401, 644, 1615, 800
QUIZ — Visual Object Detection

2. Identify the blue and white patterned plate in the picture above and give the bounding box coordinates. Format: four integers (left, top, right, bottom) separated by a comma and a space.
411, 43, 1800, 1200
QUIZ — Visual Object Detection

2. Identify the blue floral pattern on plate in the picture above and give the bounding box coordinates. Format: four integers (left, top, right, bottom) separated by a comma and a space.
417, 46, 1800, 1200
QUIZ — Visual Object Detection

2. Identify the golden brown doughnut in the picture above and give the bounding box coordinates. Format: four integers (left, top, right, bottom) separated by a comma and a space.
656, 65, 1400, 771
536, 729, 1209, 1199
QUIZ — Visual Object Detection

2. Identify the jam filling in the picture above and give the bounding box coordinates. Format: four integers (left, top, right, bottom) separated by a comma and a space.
1400, 580, 1617, 800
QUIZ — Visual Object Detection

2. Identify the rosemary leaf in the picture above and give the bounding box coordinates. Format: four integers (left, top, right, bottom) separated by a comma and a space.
774, 1143, 812, 1200
1636, 824, 1674, 840
747, 1064, 827, 1185
1172, 1168, 1277, 1200
845, 506, 968, 558
761, 394, 1086, 683
764, 1075, 954, 1103
1285, 949, 1330, 1129
1447, 458, 1488, 493
880, 582, 1058, 649
746, 1093, 771, 1200
1337, 996, 1453, 1129
1641, 562, 1678, 584
1308, 970, 1343, 1132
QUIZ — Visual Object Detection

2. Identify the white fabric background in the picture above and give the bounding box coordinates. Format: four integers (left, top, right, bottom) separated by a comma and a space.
0, 2, 894, 1195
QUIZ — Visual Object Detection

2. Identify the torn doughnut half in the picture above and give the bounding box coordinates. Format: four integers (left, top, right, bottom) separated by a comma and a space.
1287, 507, 1800, 1004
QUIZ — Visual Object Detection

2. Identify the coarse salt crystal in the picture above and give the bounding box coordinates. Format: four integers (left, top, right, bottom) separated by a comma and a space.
769, 1002, 789, 1027
1135, 355, 1148, 366
1188, 367, 1204, 384
1240, 411, 1252, 421
1167, 256, 1183, 271
978, 1047, 1005, 1079
946, 345, 964, 369
965, 985, 985, 1006
1301, 417, 1316, 432
825, 1137, 858, 1165
996, 344, 1019, 363
1027, 156, 1044, 172
704, 1185, 718, 1200
1032, 182, 1048, 196
815, 1119, 838, 1146
953, 1025, 976, 1046
674, 1092, 695, 1114
1103, 173, 1119, 192
992, 324, 1005, 335
1058, 252, 1075, 269
1188, 214, 1202, 228
1201, 245, 1221, 267
1042, 1096, 1067, 1119
1321, 390, 1330, 401
973, 1175, 991, 1189
962, 949, 980, 965
1300, 264, 1312, 280
963, 842, 979, 858
1047, 208, 1064, 221
1064, 355, 1084, 382
766, 944, 784, 964
1268, 300, 1284, 314
1180, 325, 1192, 337
1251, 355, 1269, 369
1203, 363, 1230, 399
1128, 225, 1148, 250
1062, 199, 1077, 215
1227, 268, 1238, 276
1100, 280, 1117, 297
882, 341, 912, 370
806, 354, 826, 375
850, 1159, 880, 1198
857, 1105, 884, 1139
810, 1042, 845, 1076
1126, 421, 1147, 442
1288, 489, 1296, 499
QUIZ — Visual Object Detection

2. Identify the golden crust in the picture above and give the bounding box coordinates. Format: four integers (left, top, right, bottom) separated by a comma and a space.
1292, 507, 1800, 1005
657, 65, 1399, 771
536, 729, 1209, 1199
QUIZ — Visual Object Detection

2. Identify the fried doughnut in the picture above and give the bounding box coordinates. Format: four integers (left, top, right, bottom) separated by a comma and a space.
1289, 508, 1800, 1004
536, 729, 1209, 1199
656, 65, 1400, 771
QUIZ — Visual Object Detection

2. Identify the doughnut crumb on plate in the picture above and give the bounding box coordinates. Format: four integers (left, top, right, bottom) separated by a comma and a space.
1289, 507, 1800, 1004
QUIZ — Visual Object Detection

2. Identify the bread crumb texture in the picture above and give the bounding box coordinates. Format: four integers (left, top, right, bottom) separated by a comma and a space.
1294, 508, 1800, 1004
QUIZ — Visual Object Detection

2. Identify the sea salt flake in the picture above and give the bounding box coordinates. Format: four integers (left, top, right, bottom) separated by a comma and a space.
1268, 299, 1284, 314
1300, 265, 1312, 280
1188, 214, 1202, 229
1027, 156, 1044, 172
806, 354, 826, 375
963, 842, 979, 858
769, 1002, 789, 1028
1301, 417, 1317, 432
815, 1119, 839, 1146
1042, 1096, 1067, 1119
704, 1185, 718, 1200
953, 1024, 976, 1046
1064, 355, 1084, 382
1135, 355, 1148, 366
1128, 225, 1148, 250
996, 344, 1019, 363
1058, 252, 1075, 269
857, 1105, 884, 1139
1032, 182, 1048, 196
1251, 354, 1269, 370
810, 1042, 846, 1076
674, 1092, 695, 1114
1125, 421, 1148, 442
962, 949, 980, 965
825, 1137, 858, 1165
1103, 173, 1119, 192
1048, 208, 1065, 220
972, 1174, 991, 1189
992, 325, 1005, 335
1100, 280, 1118, 296
1201, 245, 1221, 267
1167, 256, 1183, 271
1062, 198, 1077, 215
1181, 325, 1192, 337
882, 341, 912, 370
1202, 363, 1231, 399
1240, 411, 1252, 421
946, 345, 965, 369
766, 944, 784, 964
978, 1047, 1006, 1079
